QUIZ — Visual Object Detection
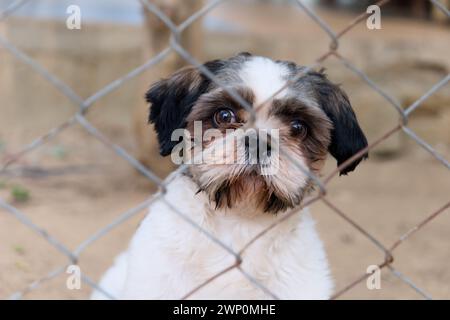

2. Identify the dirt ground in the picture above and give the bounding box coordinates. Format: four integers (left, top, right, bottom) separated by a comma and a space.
0, 2, 449, 299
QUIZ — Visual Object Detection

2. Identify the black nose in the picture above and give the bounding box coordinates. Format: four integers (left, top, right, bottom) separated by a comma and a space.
244, 135, 271, 162
265, 139, 272, 156
244, 135, 253, 150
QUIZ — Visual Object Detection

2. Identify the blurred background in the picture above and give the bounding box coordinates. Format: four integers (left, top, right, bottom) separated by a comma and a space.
0, 0, 449, 299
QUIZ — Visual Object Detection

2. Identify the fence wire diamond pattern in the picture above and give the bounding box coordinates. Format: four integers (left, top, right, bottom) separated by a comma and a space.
0, 0, 449, 300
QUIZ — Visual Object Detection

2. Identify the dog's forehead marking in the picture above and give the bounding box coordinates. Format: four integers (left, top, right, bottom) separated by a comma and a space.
238, 57, 290, 105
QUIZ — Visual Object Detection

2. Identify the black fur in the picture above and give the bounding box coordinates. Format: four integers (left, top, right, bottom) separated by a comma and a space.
146, 60, 226, 156
211, 180, 302, 214
305, 71, 368, 175
264, 193, 292, 213
214, 183, 231, 209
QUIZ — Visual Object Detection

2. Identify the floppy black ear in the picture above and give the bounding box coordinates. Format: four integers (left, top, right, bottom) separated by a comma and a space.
146, 60, 225, 156
308, 71, 368, 175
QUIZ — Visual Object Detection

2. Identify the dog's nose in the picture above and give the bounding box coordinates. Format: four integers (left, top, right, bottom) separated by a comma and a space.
244, 135, 255, 151
244, 134, 271, 163
265, 138, 272, 157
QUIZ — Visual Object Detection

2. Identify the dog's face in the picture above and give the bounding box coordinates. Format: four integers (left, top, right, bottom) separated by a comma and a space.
146, 53, 368, 213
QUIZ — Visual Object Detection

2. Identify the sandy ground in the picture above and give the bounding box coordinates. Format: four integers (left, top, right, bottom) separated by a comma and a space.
1, 126, 449, 300
0, 2, 449, 299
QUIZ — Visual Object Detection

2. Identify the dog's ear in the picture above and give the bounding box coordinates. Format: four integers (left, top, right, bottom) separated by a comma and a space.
307, 71, 368, 175
146, 60, 225, 156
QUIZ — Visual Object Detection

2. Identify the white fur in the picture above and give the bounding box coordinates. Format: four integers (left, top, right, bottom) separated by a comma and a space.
91, 173, 333, 300
239, 56, 289, 105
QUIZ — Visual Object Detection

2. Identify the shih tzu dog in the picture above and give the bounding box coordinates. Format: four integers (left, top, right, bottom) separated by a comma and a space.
92, 53, 367, 300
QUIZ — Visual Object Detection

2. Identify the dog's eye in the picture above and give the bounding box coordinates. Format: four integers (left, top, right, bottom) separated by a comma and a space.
213, 109, 236, 126
290, 120, 308, 138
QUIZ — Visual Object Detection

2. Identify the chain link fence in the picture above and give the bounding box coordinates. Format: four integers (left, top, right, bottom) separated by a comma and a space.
0, 0, 449, 300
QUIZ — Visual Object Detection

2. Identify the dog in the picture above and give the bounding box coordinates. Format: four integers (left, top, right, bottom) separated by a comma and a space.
92, 53, 368, 299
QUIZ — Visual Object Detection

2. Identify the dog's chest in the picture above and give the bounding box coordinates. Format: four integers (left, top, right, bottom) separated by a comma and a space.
123, 176, 331, 299
154, 208, 302, 299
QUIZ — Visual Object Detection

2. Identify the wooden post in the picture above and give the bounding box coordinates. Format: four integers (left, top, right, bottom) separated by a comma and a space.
133, 0, 205, 179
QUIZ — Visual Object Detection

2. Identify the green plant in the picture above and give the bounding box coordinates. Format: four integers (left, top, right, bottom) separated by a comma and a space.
50, 145, 68, 159
13, 245, 25, 255
11, 185, 30, 203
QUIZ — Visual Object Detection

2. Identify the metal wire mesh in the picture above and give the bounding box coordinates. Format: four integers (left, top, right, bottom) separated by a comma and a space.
0, 0, 449, 300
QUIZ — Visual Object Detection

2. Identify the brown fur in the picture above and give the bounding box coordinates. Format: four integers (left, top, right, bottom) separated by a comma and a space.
186, 88, 256, 134
270, 99, 332, 170
186, 89, 333, 213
